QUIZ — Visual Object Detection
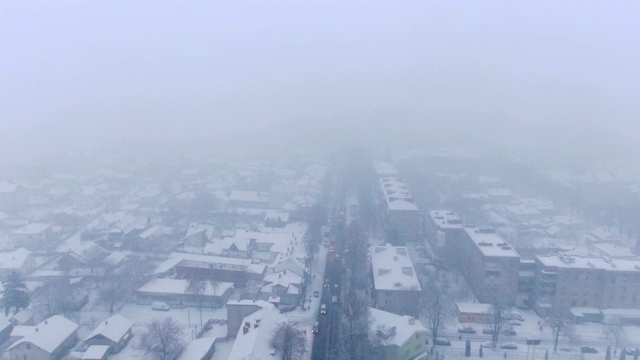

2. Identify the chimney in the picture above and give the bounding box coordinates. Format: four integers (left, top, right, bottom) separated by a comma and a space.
243, 326, 249, 335
44, 321, 48, 325
245, 321, 250, 328
105, 320, 108, 325
35, 328, 38, 332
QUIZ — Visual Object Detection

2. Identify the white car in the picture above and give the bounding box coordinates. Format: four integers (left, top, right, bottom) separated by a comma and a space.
151, 302, 170, 311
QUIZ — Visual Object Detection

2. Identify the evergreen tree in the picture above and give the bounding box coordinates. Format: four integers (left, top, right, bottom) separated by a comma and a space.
1, 271, 29, 316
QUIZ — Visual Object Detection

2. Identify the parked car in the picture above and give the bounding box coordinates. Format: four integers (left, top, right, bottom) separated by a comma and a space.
500, 343, 518, 350
504, 312, 524, 321
313, 290, 320, 297
625, 349, 640, 356
503, 328, 517, 336
507, 319, 521, 326
320, 304, 327, 315
458, 326, 476, 334
434, 339, 451, 346
332, 295, 338, 303
151, 302, 170, 311
581, 347, 598, 354
482, 327, 493, 335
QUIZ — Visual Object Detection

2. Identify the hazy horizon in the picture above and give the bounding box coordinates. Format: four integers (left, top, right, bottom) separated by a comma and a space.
2, 1, 639, 164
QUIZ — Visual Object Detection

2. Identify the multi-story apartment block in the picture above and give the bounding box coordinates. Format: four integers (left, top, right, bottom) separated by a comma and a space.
370, 243, 421, 315
533, 254, 640, 316
379, 178, 420, 242
459, 227, 520, 305
424, 209, 462, 264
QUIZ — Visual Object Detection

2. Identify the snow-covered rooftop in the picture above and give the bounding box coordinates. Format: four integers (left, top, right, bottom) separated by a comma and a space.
463, 227, 519, 258
12, 223, 52, 235
380, 177, 419, 212
428, 209, 462, 229
137, 278, 234, 296
178, 338, 216, 360
370, 243, 421, 291
369, 307, 427, 347
82, 345, 110, 360
228, 190, 269, 203
8, 315, 78, 353
0, 248, 31, 270
84, 314, 133, 344
227, 304, 287, 360
537, 254, 640, 272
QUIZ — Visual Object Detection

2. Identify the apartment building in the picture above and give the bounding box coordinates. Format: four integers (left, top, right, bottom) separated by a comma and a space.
379, 178, 420, 242
423, 209, 463, 264
458, 227, 520, 305
370, 243, 421, 315
533, 254, 640, 316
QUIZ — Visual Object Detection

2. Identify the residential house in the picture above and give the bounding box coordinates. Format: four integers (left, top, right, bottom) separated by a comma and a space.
11, 223, 53, 249
0, 248, 35, 280
10, 310, 34, 326
259, 270, 303, 308
83, 314, 133, 353
264, 211, 290, 228
8, 315, 78, 360
227, 190, 269, 210
227, 303, 288, 360
182, 222, 220, 247
369, 307, 428, 360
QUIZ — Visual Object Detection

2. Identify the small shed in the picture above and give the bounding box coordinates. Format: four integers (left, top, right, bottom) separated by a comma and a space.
456, 302, 493, 323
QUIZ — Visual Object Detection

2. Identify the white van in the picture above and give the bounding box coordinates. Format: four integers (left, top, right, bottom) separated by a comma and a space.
152, 302, 170, 311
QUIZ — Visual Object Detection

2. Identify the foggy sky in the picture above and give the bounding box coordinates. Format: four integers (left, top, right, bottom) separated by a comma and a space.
1, 1, 639, 164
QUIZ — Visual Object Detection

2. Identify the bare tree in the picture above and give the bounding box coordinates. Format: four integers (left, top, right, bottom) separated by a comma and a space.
489, 302, 507, 348
606, 321, 626, 355
138, 317, 185, 360
342, 288, 370, 347
187, 279, 206, 327
419, 275, 452, 346
37, 278, 72, 316
546, 307, 573, 353
98, 274, 128, 314
270, 322, 307, 360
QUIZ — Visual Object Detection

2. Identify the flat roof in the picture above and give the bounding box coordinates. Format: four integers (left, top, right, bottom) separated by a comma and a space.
537, 254, 640, 272
380, 178, 418, 212
370, 244, 421, 291
428, 209, 462, 229
463, 227, 519, 258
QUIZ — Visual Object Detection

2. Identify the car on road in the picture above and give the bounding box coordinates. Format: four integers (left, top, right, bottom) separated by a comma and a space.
332, 295, 338, 303
503, 328, 517, 336
581, 347, 598, 354
312, 322, 319, 334
334, 283, 339, 290
458, 326, 476, 334
324, 280, 329, 289
500, 343, 518, 350
320, 304, 327, 315
434, 339, 451, 346
313, 290, 319, 297
151, 302, 170, 311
